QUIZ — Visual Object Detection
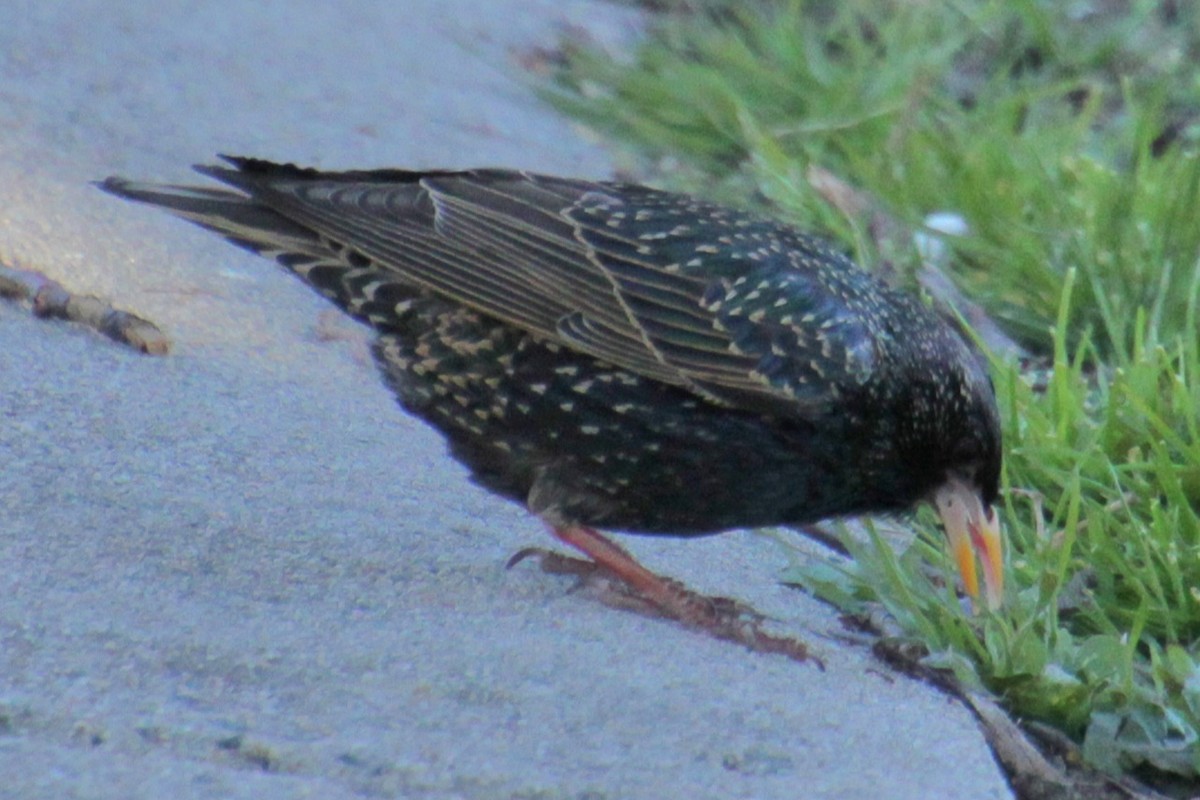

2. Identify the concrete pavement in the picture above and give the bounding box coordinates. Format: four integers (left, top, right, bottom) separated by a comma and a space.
0, 3, 1012, 797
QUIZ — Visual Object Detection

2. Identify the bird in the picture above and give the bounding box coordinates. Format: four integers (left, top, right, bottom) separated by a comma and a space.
99, 157, 1004, 659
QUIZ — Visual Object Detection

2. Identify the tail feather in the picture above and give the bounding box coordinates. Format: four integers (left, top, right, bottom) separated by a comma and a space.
98, 175, 401, 324
97, 177, 322, 261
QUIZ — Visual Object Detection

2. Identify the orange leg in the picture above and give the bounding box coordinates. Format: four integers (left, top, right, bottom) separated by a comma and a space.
508, 524, 820, 667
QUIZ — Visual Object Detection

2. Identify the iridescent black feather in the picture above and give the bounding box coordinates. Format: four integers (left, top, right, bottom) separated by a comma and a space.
99, 159, 1001, 537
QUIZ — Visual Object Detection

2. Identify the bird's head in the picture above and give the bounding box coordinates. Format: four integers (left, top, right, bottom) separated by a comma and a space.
926, 335, 1004, 611
882, 316, 1004, 611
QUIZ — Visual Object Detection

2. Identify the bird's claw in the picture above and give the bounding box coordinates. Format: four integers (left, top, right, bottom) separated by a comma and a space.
506, 547, 821, 668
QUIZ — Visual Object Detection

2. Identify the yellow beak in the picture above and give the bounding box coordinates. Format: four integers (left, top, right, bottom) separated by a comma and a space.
933, 477, 1004, 611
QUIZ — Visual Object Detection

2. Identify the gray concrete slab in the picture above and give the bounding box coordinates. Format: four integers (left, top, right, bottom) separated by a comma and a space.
0, 2, 1013, 798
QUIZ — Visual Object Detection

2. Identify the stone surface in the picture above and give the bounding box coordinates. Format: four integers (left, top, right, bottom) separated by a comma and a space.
0, 3, 1013, 798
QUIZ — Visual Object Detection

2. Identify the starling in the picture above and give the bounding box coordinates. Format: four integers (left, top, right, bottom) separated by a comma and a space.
99, 158, 1004, 654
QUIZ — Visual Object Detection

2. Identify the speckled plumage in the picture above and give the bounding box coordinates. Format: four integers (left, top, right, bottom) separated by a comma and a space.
100, 158, 1005, 623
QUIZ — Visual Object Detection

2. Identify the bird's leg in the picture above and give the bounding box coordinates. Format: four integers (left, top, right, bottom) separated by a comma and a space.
508, 524, 820, 667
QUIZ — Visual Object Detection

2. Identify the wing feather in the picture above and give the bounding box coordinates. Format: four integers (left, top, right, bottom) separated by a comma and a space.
104, 160, 886, 418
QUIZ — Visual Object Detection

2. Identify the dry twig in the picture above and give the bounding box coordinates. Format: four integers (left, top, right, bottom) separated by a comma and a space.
0, 260, 169, 355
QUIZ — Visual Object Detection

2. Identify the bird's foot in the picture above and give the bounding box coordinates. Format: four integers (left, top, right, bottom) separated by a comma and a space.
510, 546, 762, 622
508, 546, 665, 616
507, 544, 820, 668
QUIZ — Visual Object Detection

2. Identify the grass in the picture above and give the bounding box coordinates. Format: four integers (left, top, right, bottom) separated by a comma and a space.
542, 0, 1200, 786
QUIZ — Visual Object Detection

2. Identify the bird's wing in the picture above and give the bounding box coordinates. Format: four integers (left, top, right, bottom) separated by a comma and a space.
102, 159, 882, 416
558, 183, 882, 413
